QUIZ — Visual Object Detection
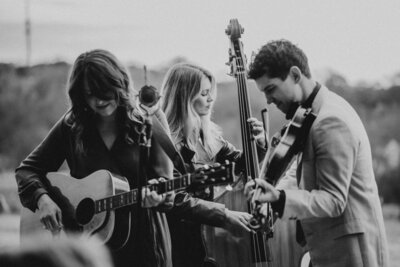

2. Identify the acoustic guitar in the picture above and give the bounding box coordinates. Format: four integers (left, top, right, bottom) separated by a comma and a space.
20, 161, 234, 250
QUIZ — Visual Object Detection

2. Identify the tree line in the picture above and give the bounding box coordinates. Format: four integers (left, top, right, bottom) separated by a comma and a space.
1, 62, 399, 203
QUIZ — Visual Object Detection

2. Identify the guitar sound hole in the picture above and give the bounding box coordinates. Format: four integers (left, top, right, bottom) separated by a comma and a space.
76, 198, 95, 225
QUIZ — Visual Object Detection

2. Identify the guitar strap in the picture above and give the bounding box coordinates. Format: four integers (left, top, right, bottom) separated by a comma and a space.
151, 110, 188, 175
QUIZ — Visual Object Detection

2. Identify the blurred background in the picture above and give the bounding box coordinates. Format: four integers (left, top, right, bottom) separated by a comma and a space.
1, 0, 400, 265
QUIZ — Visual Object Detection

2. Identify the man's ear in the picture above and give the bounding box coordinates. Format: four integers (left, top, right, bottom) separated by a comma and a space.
290, 66, 302, 84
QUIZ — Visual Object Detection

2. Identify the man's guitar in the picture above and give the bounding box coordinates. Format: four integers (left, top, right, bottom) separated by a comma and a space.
20, 161, 234, 250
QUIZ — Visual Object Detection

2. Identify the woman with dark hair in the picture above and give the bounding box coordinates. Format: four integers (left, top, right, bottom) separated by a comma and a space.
15, 49, 174, 267
161, 63, 267, 267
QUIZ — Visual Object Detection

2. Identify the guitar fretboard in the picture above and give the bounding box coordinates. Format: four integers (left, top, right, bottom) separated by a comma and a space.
94, 174, 192, 213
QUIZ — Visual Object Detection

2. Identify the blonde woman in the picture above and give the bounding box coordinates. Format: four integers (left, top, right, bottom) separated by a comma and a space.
161, 63, 266, 267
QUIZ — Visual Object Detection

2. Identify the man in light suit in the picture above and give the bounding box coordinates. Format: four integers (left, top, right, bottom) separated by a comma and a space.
245, 39, 389, 267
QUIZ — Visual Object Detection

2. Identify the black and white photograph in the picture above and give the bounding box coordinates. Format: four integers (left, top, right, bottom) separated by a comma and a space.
0, 1, 399, 266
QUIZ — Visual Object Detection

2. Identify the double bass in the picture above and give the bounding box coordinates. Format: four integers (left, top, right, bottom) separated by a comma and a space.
203, 19, 315, 267
201, 18, 273, 267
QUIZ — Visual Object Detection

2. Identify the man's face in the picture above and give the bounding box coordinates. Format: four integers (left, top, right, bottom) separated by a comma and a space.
255, 74, 297, 114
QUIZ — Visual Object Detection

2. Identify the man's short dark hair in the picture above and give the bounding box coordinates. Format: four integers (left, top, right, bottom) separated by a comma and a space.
248, 39, 311, 80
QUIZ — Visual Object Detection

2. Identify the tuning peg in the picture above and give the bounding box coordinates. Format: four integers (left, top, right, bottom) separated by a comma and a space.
225, 184, 233, 191
225, 24, 232, 35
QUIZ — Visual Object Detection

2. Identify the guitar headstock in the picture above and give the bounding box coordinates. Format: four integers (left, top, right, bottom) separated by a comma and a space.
188, 160, 235, 190
226, 19, 247, 77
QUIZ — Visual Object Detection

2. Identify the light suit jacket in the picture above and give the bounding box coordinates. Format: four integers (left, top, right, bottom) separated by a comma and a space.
277, 86, 389, 267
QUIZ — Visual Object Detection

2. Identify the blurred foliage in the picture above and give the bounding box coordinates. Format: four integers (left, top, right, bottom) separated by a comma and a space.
1, 62, 400, 203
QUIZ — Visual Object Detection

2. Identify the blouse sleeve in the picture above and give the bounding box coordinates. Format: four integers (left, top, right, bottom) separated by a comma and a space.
15, 117, 68, 211
169, 192, 227, 227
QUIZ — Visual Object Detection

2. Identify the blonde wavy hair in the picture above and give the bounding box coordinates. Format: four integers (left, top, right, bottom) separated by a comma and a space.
161, 63, 222, 156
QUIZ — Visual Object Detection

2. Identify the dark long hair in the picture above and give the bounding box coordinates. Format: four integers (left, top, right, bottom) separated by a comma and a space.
65, 49, 141, 154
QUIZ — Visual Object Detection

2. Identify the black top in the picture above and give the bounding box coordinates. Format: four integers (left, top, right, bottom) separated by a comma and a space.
15, 114, 173, 267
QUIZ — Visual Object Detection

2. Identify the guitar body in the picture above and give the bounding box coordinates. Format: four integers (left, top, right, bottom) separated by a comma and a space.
20, 170, 131, 250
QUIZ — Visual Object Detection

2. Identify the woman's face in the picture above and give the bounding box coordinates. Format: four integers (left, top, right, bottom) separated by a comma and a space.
84, 89, 118, 118
192, 76, 213, 117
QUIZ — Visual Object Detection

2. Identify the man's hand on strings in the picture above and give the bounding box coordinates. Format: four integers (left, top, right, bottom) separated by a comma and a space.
247, 117, 266, 148
244, 178, 280, 203
142, 177, 173, 208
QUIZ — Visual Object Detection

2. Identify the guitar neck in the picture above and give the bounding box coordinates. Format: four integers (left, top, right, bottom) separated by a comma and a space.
94, 174, 192, 213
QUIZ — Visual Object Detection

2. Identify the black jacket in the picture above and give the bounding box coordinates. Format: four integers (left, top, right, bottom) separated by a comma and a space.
167, 137, 266, 267
15, 115, 174, 267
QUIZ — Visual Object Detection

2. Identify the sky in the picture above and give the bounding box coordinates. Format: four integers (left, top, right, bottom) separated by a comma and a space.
1, 0, 400, 85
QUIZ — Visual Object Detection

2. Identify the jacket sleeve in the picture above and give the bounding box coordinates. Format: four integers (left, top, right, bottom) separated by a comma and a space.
282, 117, 357, 220
168, 192, 227, 227
15, 118, 67, 211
